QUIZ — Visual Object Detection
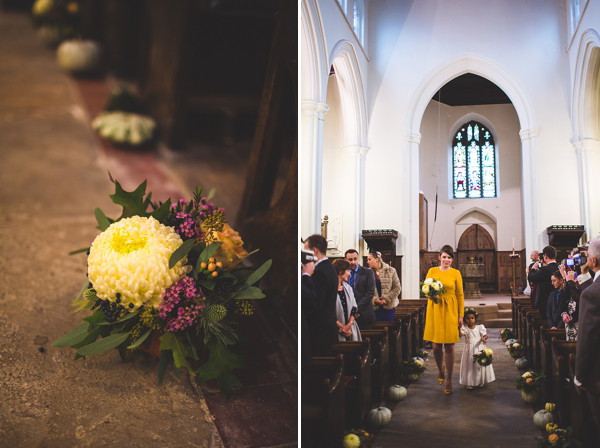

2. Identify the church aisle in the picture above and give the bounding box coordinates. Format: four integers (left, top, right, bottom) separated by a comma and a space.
374, 329, 539, 448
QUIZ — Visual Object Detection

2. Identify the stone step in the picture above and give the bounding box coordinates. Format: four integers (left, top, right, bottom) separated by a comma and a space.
498, 309, 512, 318
484, 318, 513, 328
498, 302, 513, 310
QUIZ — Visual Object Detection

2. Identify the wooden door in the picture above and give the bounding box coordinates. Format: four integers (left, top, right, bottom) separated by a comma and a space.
457, 224, 497, 292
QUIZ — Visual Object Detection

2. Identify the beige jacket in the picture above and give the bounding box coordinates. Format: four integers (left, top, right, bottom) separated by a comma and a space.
372, 261, 401, 310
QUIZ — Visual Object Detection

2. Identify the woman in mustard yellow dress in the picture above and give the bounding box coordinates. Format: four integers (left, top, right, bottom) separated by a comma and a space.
423, 245, 464, 394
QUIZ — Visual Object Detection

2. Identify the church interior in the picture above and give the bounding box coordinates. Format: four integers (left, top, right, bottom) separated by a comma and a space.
302, 0, 600, 447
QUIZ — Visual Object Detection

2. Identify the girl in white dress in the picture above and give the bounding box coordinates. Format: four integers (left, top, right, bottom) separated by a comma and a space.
459, 308, 495, 389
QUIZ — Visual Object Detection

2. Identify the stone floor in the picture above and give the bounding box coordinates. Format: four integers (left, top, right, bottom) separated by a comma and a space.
373, 329, 544, 448
0, 10, 296, 448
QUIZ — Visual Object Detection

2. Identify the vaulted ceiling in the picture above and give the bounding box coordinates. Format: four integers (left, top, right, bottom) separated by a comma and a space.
432, 73, 512, 106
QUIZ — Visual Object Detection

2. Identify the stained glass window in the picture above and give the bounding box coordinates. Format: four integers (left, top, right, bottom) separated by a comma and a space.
452, 120, 497, 199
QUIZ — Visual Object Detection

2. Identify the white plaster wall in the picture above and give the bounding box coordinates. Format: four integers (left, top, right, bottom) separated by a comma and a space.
568, 0, 600, 82
362, 0, 581, 250
419, 101, 523, 252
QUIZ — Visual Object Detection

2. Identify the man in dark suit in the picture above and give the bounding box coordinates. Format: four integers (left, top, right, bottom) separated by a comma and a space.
345, 248, 376, 330
528, 245, 559, 319
546, 270, 568, 329
303, 234, 339, 357
575, 238, 600, 446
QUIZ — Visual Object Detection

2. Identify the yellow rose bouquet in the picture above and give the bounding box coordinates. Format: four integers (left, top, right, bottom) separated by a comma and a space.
420, 277, 446, 304
52, 180, 270, 397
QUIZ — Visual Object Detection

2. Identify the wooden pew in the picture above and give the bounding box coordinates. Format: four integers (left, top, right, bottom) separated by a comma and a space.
330, 341, 371, 427
397, 300, 427, 347
540, 328, 566, 401
531, 318, 549, 371
302, 354, 345, 447
551, 338, 577, 426
512, 297, 531, 339
393, 313, 413, 361
373, 321, 402, 382
395, 308, 420, 355
525, 309, 541, 362
360, 328, 390, 402
518, 305, 532, 348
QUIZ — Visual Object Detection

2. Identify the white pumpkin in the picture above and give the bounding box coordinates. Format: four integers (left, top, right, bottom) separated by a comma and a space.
92, 112, 156, 145
342, 434, 361, 448
368, 407, 392, 427
533, 410, 554, 429
505, 338, 518, 347
386, 385, 407, 402
412, 356, 424, 364
521, 389, 542, 404
515, 358, 529, 370
57, 40, 101, 73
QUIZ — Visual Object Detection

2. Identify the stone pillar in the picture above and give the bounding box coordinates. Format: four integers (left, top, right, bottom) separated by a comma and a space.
343, 145, 369, 251
519, 127, 541, 255
404, 132, 421, 299
301, 100, 329, 237
573, 139, 600, 241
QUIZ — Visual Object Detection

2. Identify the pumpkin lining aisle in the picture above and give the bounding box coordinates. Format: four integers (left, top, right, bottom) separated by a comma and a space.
373, 329, 541, 448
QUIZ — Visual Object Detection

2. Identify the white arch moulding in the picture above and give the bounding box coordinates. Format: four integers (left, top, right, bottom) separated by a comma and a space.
402, 54, 539, 299
571, 29, 600, 240
301, 0, 329, 237
325, 40, 369, 251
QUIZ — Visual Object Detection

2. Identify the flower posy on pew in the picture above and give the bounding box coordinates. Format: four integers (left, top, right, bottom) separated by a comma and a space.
52, 179, 271, 397
420, 277, 445, 304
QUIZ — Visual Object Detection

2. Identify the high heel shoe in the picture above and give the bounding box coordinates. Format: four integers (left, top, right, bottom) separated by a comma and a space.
444, 389, 453, 395
438, 377, 444, 385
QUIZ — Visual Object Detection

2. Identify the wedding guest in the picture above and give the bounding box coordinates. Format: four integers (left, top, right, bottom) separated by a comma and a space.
459, 308, 494, 390
303, 234, 338, 357
546, 271, 569, 329
575, 238, 600, 445
332, 259, 361, 341
528, 246, 559, 319
423, 245, 464, 395
366, 251, 401, 322
559, 257, 594, 341
526, 250, 540, 307
345, 249, 376, 330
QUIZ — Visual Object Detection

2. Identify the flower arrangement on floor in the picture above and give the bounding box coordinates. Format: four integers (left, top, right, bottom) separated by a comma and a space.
535, 426, 581, 448
500, 327, 516, 341
52, 180, 270, 397
400, 359, 426, 381
508, 341, 523, 358
342, 429, 374, 448
420, 277, 446, 304
515, 371, 546, 393
473, 347, 493, 366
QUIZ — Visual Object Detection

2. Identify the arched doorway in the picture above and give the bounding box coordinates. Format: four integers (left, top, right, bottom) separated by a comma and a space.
457, 224, 496, 292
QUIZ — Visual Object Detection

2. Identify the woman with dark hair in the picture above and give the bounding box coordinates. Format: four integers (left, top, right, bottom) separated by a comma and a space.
423, 245, 465, 394
366, 251, 401, 322
332, 259, 361, 341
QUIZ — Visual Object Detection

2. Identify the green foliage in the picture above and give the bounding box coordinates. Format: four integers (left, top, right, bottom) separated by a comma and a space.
535, 426, 581, 448
127, 328, 151, 349
196, 340, 244, 399
515, 371, 546, 393
109, 180, 149, 219
52, 322, 90, 347
77, 332, 130, 356
232, 286, 265, 300
169, 238, 196, 269
94, 207, 111, 231
197, 242, 223, 266
159, 332, 195, 376
70, 276, 92, 313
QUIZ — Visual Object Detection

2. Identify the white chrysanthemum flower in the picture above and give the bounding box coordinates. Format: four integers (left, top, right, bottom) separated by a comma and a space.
88, 216, 191, 309
424, 278, 434, 285
422, 285, 430, 294
432, 282, 441, 291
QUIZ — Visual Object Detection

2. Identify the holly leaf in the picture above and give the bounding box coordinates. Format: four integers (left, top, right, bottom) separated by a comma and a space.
150, 198, 172, 222
109, 180, 149, 219
196, 340, 244, 398
94, 207, 111, 231
159, 332, 195, 376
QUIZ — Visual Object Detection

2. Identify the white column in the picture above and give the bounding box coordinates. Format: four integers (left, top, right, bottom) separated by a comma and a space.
403, 132, 421, 299
573, 139, 600, 241
519, 127, 541, 255
343, 145, 369, 251
301, 100, 329, 238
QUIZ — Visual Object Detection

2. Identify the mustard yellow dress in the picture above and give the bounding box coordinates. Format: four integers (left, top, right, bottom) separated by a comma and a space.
423, 267, 465, 344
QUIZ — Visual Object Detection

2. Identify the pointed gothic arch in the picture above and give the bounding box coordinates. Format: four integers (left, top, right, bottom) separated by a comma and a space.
402, 54, 539, 298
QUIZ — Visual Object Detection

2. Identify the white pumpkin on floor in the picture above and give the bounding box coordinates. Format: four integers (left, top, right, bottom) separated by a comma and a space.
92, 112, 156, 145
57, 40, 101, 74
533, 409, 554, 429
386, 385, 407, 401
412, 356, 424, 364
368, 407, 392, 427
505, 338, 518, 347
515, 357, 529, 369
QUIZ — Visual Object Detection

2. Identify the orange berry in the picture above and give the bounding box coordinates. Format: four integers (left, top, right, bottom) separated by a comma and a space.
208, 263, 216, 271
212, 271, 218, 277
216, 261, 223, 268
200, 262, 207, 269
209, 257, 215, 263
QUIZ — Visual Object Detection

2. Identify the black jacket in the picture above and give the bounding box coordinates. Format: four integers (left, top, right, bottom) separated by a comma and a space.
305, 259, 339, 357
528, 261, 559, 315
575, 276, 600, 393
546, 288, 569, 328
353, 265, 376, 330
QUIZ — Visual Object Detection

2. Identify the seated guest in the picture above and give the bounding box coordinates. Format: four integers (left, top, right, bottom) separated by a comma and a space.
345, 249, 376, 330
547, 270, 569, 329
332, 259, 361, 341
367, 251, 401, 322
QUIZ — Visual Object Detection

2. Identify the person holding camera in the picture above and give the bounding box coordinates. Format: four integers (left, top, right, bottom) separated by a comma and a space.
528, 246, 559, 319
303, 234, 339, 357
345, 249, 376, 330
559, 247, 594, 341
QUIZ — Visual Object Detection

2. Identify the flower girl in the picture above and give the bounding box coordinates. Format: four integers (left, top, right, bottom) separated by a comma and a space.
460, 308, 495, 389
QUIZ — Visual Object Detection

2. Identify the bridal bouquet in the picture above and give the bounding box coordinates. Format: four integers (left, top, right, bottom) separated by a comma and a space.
420, 277, 445, 304
473, 347, 493, 366
52, 179, 270, 397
